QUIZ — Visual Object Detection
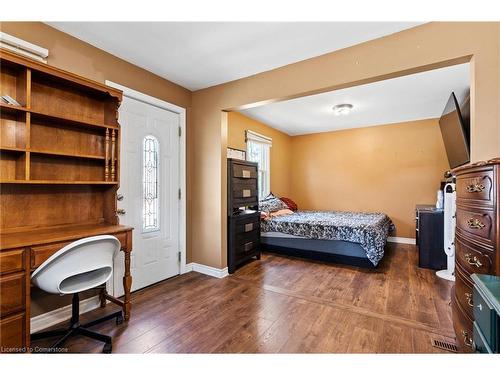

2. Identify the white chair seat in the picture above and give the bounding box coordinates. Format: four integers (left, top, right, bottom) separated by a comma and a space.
32, 235, 120, 295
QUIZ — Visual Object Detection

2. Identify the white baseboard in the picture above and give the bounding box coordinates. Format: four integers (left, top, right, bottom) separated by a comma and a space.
30, 296, 101, 333
387, 236, 416, 245
186, 262, 228, 278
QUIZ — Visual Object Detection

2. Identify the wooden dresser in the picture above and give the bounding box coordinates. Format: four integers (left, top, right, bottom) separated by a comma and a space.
227, 158, 261, 274
0, 49, 133, 351
452, 158, 500, 352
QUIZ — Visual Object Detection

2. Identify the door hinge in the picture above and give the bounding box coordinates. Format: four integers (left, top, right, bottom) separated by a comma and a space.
178, 126, 181, 137
178, 251, 181, 263
178, 188, 181, 200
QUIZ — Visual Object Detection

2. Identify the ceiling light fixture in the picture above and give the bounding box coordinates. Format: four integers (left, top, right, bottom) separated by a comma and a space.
332, 103, 353, 116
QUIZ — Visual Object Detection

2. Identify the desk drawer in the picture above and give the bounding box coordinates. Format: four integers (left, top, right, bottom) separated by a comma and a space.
456, 168, 494, 207
31, 241, 72, 269
0, 249, 24, 275
31, 234, 129, 269
0, 312, 25, 349
0, 272, 25, 316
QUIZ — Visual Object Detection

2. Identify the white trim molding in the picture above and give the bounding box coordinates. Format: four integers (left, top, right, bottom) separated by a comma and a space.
0, 32, 49, 62
186, 263, 229, 279
31, 296, 101, 333
387, 236, 416, 245
105, 81, 188, 285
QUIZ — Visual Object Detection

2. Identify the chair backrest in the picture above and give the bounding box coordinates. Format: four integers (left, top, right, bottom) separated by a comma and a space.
31, 235, 120, 295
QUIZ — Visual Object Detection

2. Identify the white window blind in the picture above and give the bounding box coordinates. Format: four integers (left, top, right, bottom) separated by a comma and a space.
246, 130, 271, 198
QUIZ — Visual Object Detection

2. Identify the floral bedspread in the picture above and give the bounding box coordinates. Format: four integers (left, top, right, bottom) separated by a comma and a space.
261, 210, 392, 266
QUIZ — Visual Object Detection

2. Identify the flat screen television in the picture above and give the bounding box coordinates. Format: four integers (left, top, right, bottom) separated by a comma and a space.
439, 92, 470, 168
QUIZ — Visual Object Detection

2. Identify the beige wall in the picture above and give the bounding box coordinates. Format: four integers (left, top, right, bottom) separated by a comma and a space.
0, 22, 193, 316
290, 119, 449, 238
192, 22, 500, 268
227, 112, 292, 197
2, 22, 499, 282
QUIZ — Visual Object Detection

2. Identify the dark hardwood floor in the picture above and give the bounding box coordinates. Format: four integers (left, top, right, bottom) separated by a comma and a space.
32, 243, 455, 353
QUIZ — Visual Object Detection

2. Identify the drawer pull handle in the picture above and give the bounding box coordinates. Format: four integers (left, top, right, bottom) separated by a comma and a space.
244, 223, 254, 232
465, 293, 473, 307
242, 170, 251, 178
244, 242, 254, 252
465, 253, 483, 268
462, 330, 473, 347
466, 183, 485, 193
242, 189, 251, 197
466, 218, 485, 229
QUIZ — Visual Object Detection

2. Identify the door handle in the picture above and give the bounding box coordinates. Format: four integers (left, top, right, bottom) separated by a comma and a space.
117, 208, 126, 215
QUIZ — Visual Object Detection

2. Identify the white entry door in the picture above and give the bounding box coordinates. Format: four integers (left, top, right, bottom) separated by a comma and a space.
113, 94, 181, 296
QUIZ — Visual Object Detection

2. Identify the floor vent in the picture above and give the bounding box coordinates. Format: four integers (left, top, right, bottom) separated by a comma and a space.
431, 338, 458, 353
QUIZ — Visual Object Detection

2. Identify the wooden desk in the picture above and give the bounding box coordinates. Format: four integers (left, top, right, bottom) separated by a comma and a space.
0, 223, 133, 350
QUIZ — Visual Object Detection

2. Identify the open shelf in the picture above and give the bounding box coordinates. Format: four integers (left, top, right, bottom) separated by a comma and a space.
0, 146, 26, 153
29, 149, 106, 160
30, 154, 105, 182
0, 179, 117, 185
0, 60, 28, 107
0, 152, 26, 181
1, 108, 26, 150
30, 70, 119, 128
0, 102, 29, 114
30, 108, 118, 130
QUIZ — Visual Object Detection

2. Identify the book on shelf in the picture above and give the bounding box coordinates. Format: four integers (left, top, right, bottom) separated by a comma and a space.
1, 95, 21, 106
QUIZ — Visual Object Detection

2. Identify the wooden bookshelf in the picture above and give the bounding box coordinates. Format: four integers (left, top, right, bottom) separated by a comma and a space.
0, 49, 133, 350
0, 49, 121, 186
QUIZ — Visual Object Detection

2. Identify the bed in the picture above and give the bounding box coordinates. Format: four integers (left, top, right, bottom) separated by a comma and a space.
260, 210, 392, 268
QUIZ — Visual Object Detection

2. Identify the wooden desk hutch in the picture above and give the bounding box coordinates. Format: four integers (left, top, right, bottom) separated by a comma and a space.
0, 49, 133, 350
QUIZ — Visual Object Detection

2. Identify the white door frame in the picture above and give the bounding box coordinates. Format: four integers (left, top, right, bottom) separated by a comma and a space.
105, 80, 188, 296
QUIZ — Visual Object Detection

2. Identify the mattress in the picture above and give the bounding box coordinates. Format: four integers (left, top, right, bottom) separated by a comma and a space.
261, 210, 392, 266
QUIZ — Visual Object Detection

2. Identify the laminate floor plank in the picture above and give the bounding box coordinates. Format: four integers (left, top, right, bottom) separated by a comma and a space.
31, 243, 454, 353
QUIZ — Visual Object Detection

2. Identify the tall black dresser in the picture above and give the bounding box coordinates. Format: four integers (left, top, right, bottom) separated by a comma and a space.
227, 158, 261, 274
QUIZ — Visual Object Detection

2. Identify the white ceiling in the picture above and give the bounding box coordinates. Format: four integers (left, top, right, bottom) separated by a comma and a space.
240, 63, 470, 136
47, 22, 422, 91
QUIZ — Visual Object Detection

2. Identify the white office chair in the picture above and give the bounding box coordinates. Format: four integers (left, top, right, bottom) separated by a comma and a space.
30, 235, 123, 353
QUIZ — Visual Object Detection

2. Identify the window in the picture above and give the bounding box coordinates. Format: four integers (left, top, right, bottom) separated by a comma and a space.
142, 135, 159, 232
246, 130, 271, 198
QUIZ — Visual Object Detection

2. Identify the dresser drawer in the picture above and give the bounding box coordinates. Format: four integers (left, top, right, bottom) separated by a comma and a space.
0, 312, 25, 350
456, 168, 495, 207
455, 235, 493, 275
456, 207, 495, 247
234, 214, 260, 235
0, 272, 25, 316
473, 285, 497, 352
455, 265, 474, 319
0, 249, 25, 275
235, 237, 260, 255
231, 163, 258, 179
473, 322, 493, 353
232, 179, 258, 198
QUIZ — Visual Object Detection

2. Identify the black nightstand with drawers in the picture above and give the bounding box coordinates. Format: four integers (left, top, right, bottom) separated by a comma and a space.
227, 158, 261, 274
471, 274, 500, 353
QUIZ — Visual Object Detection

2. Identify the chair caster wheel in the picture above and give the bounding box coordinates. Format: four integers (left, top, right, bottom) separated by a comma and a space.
103, 343, 112, 353
116, 315, 124, 325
